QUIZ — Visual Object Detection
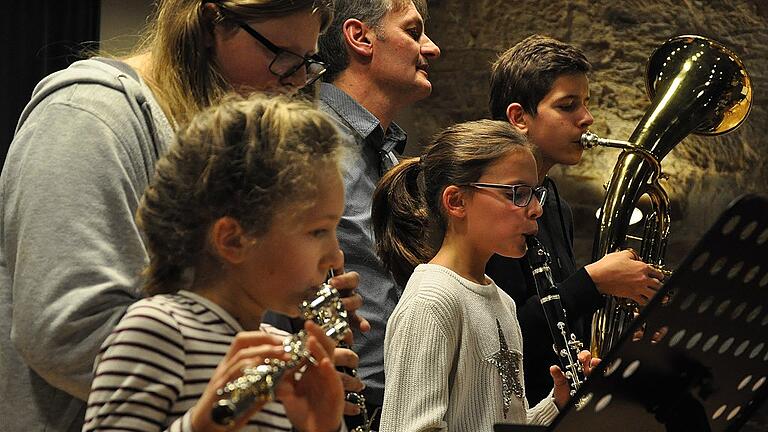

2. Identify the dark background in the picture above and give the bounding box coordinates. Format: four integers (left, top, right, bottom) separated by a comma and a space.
2, 1, 101, 164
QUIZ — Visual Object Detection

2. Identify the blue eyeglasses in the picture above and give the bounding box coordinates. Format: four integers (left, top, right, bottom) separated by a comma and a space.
462, 182, 547, 208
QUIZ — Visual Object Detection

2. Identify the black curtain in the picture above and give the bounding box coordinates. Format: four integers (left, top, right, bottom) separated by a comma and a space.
1, 1, 101, 166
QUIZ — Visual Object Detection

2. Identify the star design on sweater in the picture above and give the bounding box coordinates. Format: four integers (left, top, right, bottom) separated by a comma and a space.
485, 319, 524, 418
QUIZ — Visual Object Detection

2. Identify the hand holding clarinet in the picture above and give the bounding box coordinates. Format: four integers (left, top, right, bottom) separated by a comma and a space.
526, 236, 601, 409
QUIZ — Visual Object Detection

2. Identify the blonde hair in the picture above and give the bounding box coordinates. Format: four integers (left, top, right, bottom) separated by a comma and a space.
372, 120, 531, 286
131, 0, 333, 126
137, 93, 343, 295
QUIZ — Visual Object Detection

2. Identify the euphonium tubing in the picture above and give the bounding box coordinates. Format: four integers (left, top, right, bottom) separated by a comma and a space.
585, 35, 752, 358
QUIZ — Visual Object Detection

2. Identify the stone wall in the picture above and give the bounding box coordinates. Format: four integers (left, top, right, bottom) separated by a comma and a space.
397, 0, 767, 271
395, 1, 767, 428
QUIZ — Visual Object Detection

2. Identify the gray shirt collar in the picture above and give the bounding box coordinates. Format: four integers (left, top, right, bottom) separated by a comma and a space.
319, 82, 407, 154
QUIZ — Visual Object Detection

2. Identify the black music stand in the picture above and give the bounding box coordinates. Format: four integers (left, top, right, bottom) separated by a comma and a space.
496, 194, 768, 432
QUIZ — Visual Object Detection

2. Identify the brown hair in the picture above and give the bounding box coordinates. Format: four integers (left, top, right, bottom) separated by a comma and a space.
489, 34, 591, 119
137, 94, 343, 295
131, 0, 334, 126
372, 120, 531, 286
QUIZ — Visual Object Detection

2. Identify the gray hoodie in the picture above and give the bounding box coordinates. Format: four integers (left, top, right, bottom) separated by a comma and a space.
0, 58, 173, 432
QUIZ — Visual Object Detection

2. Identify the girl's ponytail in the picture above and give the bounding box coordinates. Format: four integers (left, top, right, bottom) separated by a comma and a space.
372, 158, 435, 287
372, 120, 532, 287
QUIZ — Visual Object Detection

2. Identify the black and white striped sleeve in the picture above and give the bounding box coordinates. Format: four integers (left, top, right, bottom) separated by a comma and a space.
83, 301, 189, 432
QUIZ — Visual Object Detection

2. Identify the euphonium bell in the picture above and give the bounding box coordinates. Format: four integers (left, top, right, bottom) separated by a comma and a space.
584, 35, 752, 358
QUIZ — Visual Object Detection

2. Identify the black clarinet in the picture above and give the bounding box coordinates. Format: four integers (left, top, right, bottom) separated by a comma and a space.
328, 267, 374, 432
338, 341, 375, 432
526, 236, 586, 397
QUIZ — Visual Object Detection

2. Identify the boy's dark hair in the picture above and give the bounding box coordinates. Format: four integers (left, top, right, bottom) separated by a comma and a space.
489, 34, 591, 120
318, 0, 427, 83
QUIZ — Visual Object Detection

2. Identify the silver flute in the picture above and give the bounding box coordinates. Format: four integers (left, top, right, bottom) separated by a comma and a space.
526, 236, 586, 397
211, 283, 350, 426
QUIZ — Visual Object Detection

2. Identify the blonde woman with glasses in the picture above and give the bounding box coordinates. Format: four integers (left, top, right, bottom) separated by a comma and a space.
0, 1, 366, 431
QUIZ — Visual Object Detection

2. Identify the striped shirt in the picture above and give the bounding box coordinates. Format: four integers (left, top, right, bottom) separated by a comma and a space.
83, 290, 292, 432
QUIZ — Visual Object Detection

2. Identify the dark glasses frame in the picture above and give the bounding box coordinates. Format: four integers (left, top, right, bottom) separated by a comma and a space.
208, 1, 327, 87
462, 182, 547, 208
235, 22, 326, 86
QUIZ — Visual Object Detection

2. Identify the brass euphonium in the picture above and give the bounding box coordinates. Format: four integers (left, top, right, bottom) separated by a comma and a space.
582, 35, 752, 358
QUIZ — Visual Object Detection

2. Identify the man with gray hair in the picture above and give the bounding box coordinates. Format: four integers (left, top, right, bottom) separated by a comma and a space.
317, 0, 440, 427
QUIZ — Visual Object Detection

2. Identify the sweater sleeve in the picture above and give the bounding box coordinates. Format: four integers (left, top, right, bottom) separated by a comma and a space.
525, 390, 559, 426
4, 92, 153, 400
380, 296, 458, 432
498, 292, 560, 426
82, 301, 187, 432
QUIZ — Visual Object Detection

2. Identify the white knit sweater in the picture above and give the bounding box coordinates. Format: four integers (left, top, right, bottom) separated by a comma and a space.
381, 264, 559, 431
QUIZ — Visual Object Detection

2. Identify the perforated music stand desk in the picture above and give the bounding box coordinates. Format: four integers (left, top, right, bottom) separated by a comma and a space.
496, 194, 768, 432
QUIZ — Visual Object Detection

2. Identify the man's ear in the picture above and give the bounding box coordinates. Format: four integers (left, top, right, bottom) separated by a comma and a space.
505, 103, 529, 133
442, 185, 467, 218
209, 217, 250, 264
342, 18, 374, 58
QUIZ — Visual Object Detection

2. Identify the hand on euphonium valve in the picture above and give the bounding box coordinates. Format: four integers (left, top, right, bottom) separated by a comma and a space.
585, 249, 666, 305
551, 351, 601, 410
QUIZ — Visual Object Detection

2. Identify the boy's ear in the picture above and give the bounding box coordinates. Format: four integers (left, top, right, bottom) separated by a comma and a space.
342, 18, 374, 58
442, 185, 467, 218
505, 103, 529, 133
210, 217, 250, 264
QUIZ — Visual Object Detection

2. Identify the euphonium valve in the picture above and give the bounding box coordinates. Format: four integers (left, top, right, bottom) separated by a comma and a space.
585, 35, 752, 358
